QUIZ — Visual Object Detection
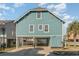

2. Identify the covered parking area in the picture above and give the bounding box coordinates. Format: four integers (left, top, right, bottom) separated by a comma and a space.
16, 36, 50, 48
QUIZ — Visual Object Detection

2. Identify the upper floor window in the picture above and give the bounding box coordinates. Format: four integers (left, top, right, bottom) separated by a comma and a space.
38, 24, 43, 31
36, 12, 42, 19
44, 24, 49, 32
29, 24, 34, 33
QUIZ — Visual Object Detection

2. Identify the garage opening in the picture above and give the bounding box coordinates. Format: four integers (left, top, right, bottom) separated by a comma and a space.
35, 37, 50, 46
7, 39, 16, 47
21, 37, 50, 47
23, 37, 34, 45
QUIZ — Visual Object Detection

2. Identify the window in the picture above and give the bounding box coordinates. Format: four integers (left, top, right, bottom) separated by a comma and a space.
68, 39, 74, 42
29, 24, 34, 33
38, 24, 43, 31
36, 12, 42, 19
23, 40, 26, 42
44, 24, 49, 32
76, 39, 79, 42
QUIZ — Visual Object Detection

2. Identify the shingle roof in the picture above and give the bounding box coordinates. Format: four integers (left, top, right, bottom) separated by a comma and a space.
32, 7, 47, 11
0, 20, 14, 25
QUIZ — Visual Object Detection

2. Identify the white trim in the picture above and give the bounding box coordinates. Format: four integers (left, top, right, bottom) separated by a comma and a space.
22, 37, 24, 47
0, 35, 6, 37
38, 24, 43, 31
16, 35, 63, 37
29, 24, 34, 33
16, 37, 19, 48
12, 30, 14, 36
36, 12, 42, 19
62, 23, 64, 42
43, 24, 49, 33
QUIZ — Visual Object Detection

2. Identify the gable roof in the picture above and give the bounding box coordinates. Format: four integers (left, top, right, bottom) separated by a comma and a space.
15, 7, 65, 24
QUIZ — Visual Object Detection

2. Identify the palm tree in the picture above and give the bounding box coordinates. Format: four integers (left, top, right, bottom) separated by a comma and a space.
67, 20, 79, 47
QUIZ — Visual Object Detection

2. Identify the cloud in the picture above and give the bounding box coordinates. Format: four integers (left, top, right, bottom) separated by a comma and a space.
47, 4, 55, 9
0, 3, 25, 13
0, 4, 11, 10
39, 3, 67, 17
38, 3, 48, 7
0, 11, 7, 20
0, 13, 5, 20
0, 3, 25, 20
39, 3, 67, 18
0, 4, 14, 13
63, 14, 71, 20
0, 13, 2, 16
39, 3, 78, 22
54, 3, 66, 11
13, 3, 25, 8
0, 4, 8, 20
0, 4, 15, 20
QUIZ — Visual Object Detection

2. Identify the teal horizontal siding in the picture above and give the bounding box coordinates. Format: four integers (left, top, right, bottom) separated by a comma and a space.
49, 36, 63, 47
16, 11, 63, 47
16, 11, 62, 36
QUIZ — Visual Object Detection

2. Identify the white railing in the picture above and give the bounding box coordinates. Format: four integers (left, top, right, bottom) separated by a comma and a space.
67, 42, 79, 45
0, 35, 6, 37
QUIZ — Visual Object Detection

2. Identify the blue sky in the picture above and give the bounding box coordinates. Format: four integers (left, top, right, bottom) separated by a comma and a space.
0, 3, 79, 21
0, 3, 79, 33
0, 3, 38, 20
67, 4, 79, 19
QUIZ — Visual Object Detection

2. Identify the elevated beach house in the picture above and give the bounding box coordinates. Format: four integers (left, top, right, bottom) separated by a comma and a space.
16, 7, 65, 48
0, 20, 16, 48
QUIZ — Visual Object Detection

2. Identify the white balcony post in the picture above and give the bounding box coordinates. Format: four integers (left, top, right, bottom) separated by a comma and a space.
74, 38, 76, 47
5, 38, 7, 47
4, 35, 7, 48
16, 37, 19, 48
22, 37, 24, 47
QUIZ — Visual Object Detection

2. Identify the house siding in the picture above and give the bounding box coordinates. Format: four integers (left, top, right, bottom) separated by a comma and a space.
49, 36, 63, 47
0, 21, 16, 47
16, 12, 62, 35
16, 11, 63, 47
5, 22, 16, 39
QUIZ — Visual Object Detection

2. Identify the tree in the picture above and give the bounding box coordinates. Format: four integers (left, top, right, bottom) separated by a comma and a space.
67, 20, 79, 47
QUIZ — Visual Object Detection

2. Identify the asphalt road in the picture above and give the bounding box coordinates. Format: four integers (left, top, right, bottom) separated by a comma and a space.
0, 48, 45, 56
1, 48, 79, 56
47, 51, 79, 56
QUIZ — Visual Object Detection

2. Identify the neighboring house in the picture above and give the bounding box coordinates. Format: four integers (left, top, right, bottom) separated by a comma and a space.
16, 7, 65, 48
0, 20, 16, 47
67, 31, 79, 41
67, 31, 79, 46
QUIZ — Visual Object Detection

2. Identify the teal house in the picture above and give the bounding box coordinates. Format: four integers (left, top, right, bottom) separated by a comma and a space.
16, 7, 65, 48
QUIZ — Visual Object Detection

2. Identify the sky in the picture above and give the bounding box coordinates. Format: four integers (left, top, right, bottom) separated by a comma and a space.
0, 3, 79, 33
